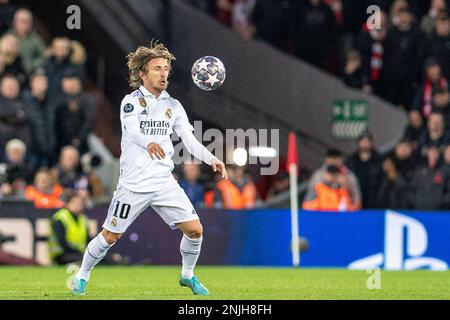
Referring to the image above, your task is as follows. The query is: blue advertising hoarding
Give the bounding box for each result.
[93,208,450,270]
[1,206,449,269]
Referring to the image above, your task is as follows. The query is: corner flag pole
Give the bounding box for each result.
[287,132,300,267]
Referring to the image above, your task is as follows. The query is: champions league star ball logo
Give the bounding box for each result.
[191,56,226,91]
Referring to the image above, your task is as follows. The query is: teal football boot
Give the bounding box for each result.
[71,278,88,296]
[179,275,209,296]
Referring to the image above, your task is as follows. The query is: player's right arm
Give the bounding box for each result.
[120,96,165,159]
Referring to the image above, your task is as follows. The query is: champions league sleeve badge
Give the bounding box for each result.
[124,103,134,113]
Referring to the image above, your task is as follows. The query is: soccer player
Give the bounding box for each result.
[70,42,227,296]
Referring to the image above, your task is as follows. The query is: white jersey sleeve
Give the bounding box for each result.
[173,99,194,135]
[120,95,154,149]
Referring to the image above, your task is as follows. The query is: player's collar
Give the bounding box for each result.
[139,85,169,100]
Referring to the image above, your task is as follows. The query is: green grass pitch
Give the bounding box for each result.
[1,266,449,300]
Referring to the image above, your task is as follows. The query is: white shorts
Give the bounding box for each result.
[102,180,199,234]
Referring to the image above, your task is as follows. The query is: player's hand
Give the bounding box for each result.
[211,159,228,179]
[147,142,165,160]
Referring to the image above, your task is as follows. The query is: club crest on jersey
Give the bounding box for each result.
[165,108,172,119]
[139,97,147,108]
[124,103,134,113]
[111,218,118,227]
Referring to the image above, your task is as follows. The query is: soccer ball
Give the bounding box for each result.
[191,56,226,91]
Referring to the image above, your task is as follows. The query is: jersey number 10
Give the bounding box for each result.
[113,201,131,219]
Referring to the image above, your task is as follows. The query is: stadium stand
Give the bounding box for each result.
[0,0,449,211]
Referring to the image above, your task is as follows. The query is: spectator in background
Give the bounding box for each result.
[403,110,426,147]
[22,69,56,168]
[307,148,361,210]
[54,69,96,155]
[393,138,416,180]
[420,0,447,35]
[303,164,354,211]
[375,153,408,209]
[266,170,290,200]
[44,37,84,98]
[416,111,450,160]
[432,87,450,127]
[51,146,89,201]
[0,33,27,86]
[384,7,423,108]
[389,0,410,27]
[426,11,450,82]
[342,49,364,90]
[0,0,16,36]
[48,192,89,265]
[346,131,382,208]
[7,8,45,75]
[231,0,256,40]
[0,74,31,148]
[216,0,236,26]
[79,153,105,200]
[70,40,87,67]
[252,0,295,50]
[294,0,336,69]
[205,164,257,209]
[356,10,389,97]
[0,139,33,197]
[24,169,64,209]
[409,143,450,209]
[443,143,450,177]
[411,58,448,120]
[179,162,205,207]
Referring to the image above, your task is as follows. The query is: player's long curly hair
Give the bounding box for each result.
[126,40,176,89]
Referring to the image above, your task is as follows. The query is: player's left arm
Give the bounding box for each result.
[174,101,227,179]
[178,129,227,179]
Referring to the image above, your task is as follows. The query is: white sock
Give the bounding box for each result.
[180,234,202,279]
[76,233,113,281]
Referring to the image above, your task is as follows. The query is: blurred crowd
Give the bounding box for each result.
[303,130,450,211]
[0,3,103,208]
[191,0,450,108]
[187,0,450,211]
[2,1,450,212]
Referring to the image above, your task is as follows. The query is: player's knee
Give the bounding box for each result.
[101,229,122,244]
[187,224,203,239]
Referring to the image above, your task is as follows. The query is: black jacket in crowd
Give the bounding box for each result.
[44,56,85,98]
[409,165,450,210]
[346,151,382,208]
[425,32,450,82]
[0,96,32,148]
[294,0,336,68]
[251,0,295,50]
[383,23,424,106]
[54,93,96,155]
[375,175,409,209]
[21,90,58,161]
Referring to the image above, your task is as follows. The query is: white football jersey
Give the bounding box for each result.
[118,85,197,192]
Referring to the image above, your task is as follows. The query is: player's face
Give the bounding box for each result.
[143,58,170,93]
